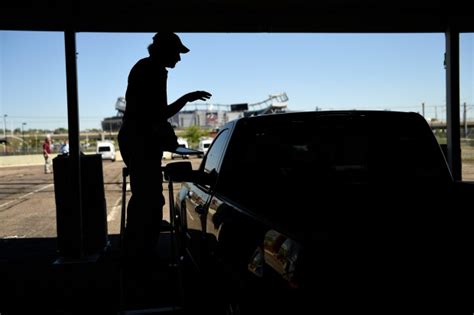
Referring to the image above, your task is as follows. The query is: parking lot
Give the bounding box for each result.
[0,154,202,239]
[2,150,474,239]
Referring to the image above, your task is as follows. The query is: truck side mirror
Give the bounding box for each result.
[197,169,218,187]
[163,161,216,186]
[163,161,194,182]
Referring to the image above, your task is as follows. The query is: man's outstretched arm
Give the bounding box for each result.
[166,91,212,118]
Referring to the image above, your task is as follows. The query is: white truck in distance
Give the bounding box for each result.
[198,137,213,157]
[96,141,116,162]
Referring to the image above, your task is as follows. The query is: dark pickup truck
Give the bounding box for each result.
[168,111,467,314]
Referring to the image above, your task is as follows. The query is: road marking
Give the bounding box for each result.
[0,183,53,209]
[107,196,122,222]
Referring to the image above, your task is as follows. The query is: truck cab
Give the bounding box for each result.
[172,110,457,314]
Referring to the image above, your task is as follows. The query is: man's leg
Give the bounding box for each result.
[47,157,52,173]
[143,164,164,254]
[124,159,164,258]
[44,156,51,173]
[122,158,164,304]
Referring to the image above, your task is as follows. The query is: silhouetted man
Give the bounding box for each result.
[118,32,211,259]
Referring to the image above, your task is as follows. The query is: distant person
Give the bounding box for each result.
[118,32,211,259]
[59,140,69,155]
[42,135,52,174]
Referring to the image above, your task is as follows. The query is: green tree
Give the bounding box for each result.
[54,127,68,134]
[182,125,209,148]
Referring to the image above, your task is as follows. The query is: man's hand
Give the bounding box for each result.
[185,91,212,103]
[168,91,213,118]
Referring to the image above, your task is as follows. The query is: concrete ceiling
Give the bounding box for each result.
[1,0,473,33]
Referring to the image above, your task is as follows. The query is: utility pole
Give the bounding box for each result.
[22,122,27,153]
[3,114,7,154]
[463,102,467,137]
[422,102,425,118]
[35,131,39,154]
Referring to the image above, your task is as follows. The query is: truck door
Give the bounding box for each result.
[183,128,231,266]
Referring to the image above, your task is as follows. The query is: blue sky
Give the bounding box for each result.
[0,31,472,130]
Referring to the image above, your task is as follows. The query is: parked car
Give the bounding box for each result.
[96,141,116,161]
[170,111,463,314]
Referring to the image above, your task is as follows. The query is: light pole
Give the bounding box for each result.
[3,114,7,154]
[22,122,27,153]
[35,130,39,154]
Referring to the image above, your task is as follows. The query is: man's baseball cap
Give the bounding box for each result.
[152,32,190,54]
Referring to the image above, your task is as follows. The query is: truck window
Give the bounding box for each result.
[219,113,452,209]
[201,128,230,177]
[98,146,111,152]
